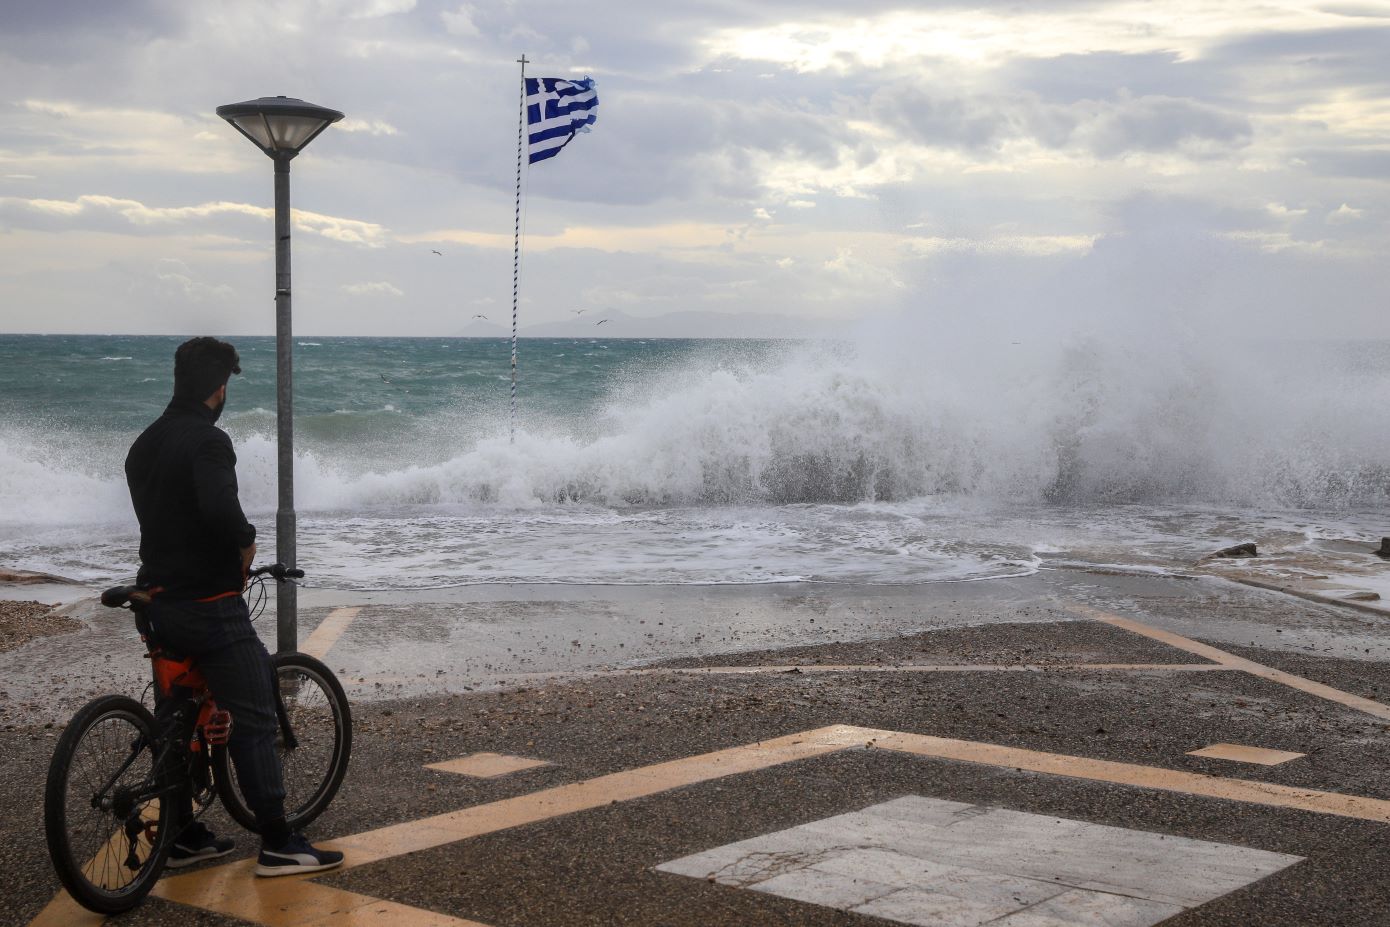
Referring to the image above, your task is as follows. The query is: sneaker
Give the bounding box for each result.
[255,833,344,877]
[166,824,235,869]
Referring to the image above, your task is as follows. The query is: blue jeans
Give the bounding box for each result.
[146,595,287,833]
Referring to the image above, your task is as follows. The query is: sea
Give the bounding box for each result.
[2,333,1388,593]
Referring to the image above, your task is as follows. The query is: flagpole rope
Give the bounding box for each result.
[511,53,528,444]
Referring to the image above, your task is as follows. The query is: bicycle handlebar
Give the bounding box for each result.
[248,564,305,582]
[99,565,303,611]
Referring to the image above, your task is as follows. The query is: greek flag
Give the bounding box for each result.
[525,76,598,164]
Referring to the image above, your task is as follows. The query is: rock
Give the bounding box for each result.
[1373,537,1390,559]
[1210,543,1258,559]
[0,569,80,585]
[1344,591,1381,602]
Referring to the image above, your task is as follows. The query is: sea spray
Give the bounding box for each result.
[3,336,1390,525]
[2,333,1387,588]
[257,337,1390,510]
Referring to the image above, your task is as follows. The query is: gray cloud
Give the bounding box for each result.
[999,52,1224,105]
[1074,94,1252,157]
[0,0,1387,338]
[871,86,1251,158]
[1297,148,1390,180]
[0,0,183,39]
[870,89,1014,151]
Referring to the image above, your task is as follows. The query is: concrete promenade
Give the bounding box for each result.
[4,568,1389,926]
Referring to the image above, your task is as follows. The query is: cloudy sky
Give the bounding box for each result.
[1,0,1387,337]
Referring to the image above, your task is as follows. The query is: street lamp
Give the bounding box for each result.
[216,95,343,653]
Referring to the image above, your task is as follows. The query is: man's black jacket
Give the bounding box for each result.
[125,396,256,599]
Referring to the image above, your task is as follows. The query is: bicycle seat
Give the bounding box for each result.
[101,586,152,608]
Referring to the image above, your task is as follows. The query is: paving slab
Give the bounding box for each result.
[663,797,1300,921]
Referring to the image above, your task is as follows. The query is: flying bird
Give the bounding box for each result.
[572,308,587,316]
[473,314,488,320]
[595,319,610,326]
[431,249,442,256]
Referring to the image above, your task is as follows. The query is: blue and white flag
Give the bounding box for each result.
[525,76,598,164]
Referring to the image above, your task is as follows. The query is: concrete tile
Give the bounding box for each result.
[656,839,839,889]
[750,867,899,909]
[658,833,844,887]
[1187,743,1306,766]
[810,847,961,886]
[657,795,1303,925]
[811,848,1062,909]
[915,864,1064,910]
[852,887,1020,927]
[800,809,937,851]
[817,800,1300,907]
[995,889,1185,927]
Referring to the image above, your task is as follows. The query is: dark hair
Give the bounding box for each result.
[173,337,241,401]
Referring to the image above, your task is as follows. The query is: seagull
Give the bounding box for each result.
[595,319,610,326]
[473,314,488,320]
[431,249,442,256]
[572,308,587,316]
[379,373,392,384]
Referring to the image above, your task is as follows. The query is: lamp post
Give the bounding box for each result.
[216,95,343,653]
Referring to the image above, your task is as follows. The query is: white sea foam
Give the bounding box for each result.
[4,335,1390,525]
[3,330,1388,588]
[262,341,1389,511]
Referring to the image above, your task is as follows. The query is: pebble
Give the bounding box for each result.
[0,601,82,653]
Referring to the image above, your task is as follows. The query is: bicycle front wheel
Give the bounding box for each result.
[215,651,351,832]
[44,695,173,914]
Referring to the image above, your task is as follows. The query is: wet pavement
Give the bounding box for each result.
[5,569,1390,925]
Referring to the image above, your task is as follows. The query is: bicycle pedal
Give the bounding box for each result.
[202,710,233,746]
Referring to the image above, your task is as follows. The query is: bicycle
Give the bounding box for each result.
[43,565,352,914]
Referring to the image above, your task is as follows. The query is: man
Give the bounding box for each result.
[125,336,342,876]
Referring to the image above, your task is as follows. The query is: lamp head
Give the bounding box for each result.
[215,95,344,159]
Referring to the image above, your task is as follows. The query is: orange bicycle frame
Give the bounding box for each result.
[148,650,233,749]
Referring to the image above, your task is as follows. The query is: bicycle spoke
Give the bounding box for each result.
[64,713,161,893]
[212,653,347,836]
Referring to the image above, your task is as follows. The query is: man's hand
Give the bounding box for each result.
[240,543,256,578]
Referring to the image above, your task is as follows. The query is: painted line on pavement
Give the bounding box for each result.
[638,663,1227,675]
[67,723,1386,927]
[867,727,1390,822]
[340,662,1232,690]
[301,607,361,661]
[147,726,863,926]
[28,801,162,927]
[1063,601,1390,722]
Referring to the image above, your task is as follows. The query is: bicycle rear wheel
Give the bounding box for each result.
[215,651,351,832]
[44,695,173,914]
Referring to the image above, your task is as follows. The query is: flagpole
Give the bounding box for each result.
[510,54,528,444]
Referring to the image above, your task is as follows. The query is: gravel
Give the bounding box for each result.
[0,601,82,653]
